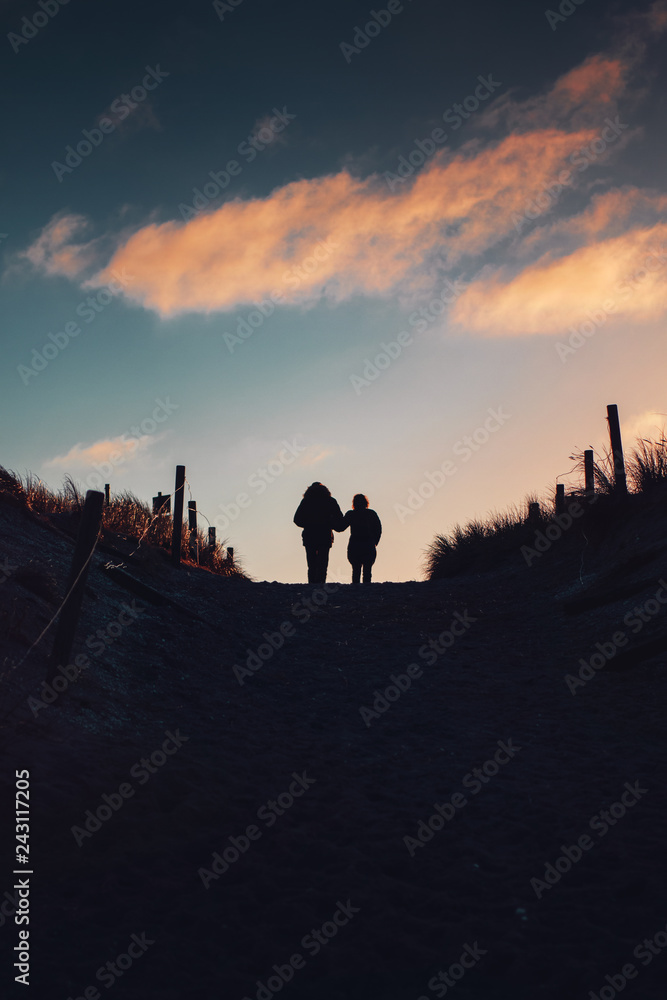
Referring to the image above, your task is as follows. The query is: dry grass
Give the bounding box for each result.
[0,468,248,580]
[425,494,552,579]
[628,433,667,491]
[426,434,667,580]
[569,433,667,495]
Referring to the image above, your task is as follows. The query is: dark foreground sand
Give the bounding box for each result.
[1,498,667,1000]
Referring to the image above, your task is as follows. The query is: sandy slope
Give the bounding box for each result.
[1,497,667,1000]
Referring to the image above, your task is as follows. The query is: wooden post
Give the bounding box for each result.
[226,547,234,561]
[153,491,171,516]
[555,484,565,514]
[104,484,110,507]
[208,526,216,548]
[188,500,198,562]
[49,490,104,681]
[171,466,185,567]
[607,404,627,494]
[527,502,540,523]
[584,450,595,498]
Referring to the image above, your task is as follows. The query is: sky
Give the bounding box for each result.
[1,0,667,583]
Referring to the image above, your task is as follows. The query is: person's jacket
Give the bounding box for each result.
[342,508,382,545]
[294,496,345,544]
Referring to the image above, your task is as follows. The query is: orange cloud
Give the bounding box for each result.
[622,409,667,441]
[552,55,626,109]
[647,0,667,33]
[478,55,626,135]
[517,188,667,259]
[17,40,650,324]
[45,435,153,469]
[79,126,603,317]
[297,445,337,467]
[21,213,95,279]
[450,221,667,336]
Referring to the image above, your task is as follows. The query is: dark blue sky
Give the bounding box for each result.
[1,0,634,226]
[2,0,666,581]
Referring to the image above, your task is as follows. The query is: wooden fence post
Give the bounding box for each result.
[584,450,595,498]
[208,527,216,548]
[104,484,110,507]
[527,502,540,523]
[226,547,234,562]
[607,404,627,494]
[49,489,104,681]
[153,491,171,516]
[171,466,185,567]
[555,484,565,514]
[188,501,198,562]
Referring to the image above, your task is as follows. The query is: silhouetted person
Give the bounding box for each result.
[293,482,345,584]
[342,494,382,584]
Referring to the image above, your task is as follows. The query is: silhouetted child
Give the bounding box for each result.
[293,482,345,584]
[342,494,382,584]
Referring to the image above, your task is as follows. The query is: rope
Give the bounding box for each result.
[104,479,186,568]
[555,460,583,484]
[6,482,185,665]
[183,476,214,531]
[196,508,212,528]
[2,524,103,699]
[3,474,221,686]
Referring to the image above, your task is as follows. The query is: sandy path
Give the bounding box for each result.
[2,502,667,999]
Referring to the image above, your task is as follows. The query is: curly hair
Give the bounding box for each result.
[303,482,331,499]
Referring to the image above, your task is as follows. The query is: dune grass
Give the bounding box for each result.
[0,467,247,579]
[426,433,667,579]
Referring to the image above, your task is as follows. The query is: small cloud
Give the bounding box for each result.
[622,410,667,442]
[13,211,129,283]
[478,55,627,135]
[646,0,667,34]
[249,112,290,150]
[98,99,162,137]
[19,212,95,279]
[45,435,153,470]
[296,446,336,467]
